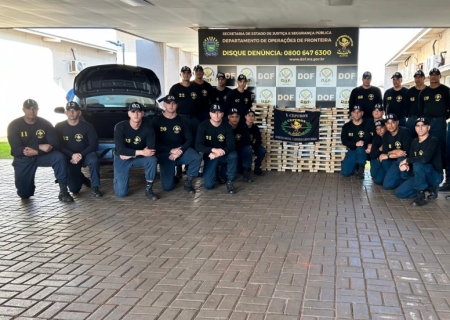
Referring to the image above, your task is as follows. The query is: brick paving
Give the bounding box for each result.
[0,159,450,320]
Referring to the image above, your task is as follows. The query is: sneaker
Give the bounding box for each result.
[92,187,103,198]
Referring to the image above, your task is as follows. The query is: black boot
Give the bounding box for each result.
[411,190,426,207]
[243,168,253,182]
[58,182,74,202]
[184,175,195,194]
[92,186,103,198]
[175,165,183,180]
[427,186,438,200]
[81,174,91,188]
[254,165,264,176]
[145,181,158,200]
[356,164,365,179]
[216,166,226,184]
[226,181,236,194]
[439,173,450,191]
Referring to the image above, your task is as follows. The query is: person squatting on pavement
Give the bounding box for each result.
[379,114,413,190]
[196,104,238,194]
[7,99,74,202]
[55,101,102,197]
[395,117,443,206]
[340,105,367,179]
[227,108,254,183]
[113,102,158,200]
[152,95,202,193]
[368,120,388,185]
[245,109,266,176]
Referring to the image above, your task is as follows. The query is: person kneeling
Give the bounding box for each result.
[395,118,443,206]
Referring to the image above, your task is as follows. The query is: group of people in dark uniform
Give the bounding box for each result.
[7,65,266,201]
[342,68,450,206]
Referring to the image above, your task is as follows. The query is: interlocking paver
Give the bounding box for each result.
[1,161,450,319]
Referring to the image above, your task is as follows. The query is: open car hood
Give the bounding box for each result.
[74,64,161,99]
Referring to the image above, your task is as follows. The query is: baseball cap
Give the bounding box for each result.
[237,74,247,81]
[415,117,430,125]
[429,68,441,75]
[391,72,402,79]
[414,70,425,77]
[350,105,362,112]
[385,113,398,121]
[373,103,384,111]
[193,65,203,71]
[210,104,223,112]
[66,101,80,111]
[374,120,385,127]
[128,102,144,111]
[245,109,256,115]
[216,72,226,79]
[362,71,372,79]
[228,108,239,115]
[23,99,38,109]
[180,66,191,73]
[158,95,177,103]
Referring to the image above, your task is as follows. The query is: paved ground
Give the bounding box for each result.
[1,159,450,320]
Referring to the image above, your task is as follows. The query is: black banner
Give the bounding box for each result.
[199,28,358,66]
[273,109,320,142]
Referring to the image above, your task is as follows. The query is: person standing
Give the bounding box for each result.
[55,101,102,197]
[384,72,408,127]
[152,95,201,193]
[245,109,265,176]
[191,65,215,123]
[340,105,367,179]
[225,74,253,118]
[369,120,387,185]
[348,71,382,120]
[196,104,237,193]
[419,68,450,191]
[405,70,427,138]
[113,102,158,200]
[214,72,231,108]
[395,118,443,206]
[7,99,73,202]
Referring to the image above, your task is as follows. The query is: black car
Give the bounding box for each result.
[56,64,163,164]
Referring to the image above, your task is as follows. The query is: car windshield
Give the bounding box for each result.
[82,95,156,108]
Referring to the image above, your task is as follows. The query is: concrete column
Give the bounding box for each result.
[136,39,166,96]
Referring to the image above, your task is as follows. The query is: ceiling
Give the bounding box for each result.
[2,0,450,53]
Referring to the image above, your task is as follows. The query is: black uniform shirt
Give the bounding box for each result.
[168,83,199,116]
[384,87,408,118]
[7,117,59,157]
[151,114,193,154]
[369,134,384,160]
[114,120,155,157]
[248,123,262,150]
[407,135,443,173]
[191,81,215,115]
[405,86,426,117]
[382,127,412,154]
[419,84,450,118]
[231,121,251,151]
[55,120,98,158]
[341,120,366,150]
[214,87,232,107]
[225,89,253,118]
[195,120,235,155]
[364,119,378,145]
[348,86,382,119]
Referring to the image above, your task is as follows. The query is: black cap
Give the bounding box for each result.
[415,117,430,125]
[414,70,425,77]
[237,74,247,81]
[350,105,362,112]
[66,101,80,111]
[245,109,256,115]
[429,68,441,75]
[158,95,177,103]
[362,71,372,79]
[228,108,239,115]
[216,72,226,79]
[128,102,144,111]
[210,104,223,112]
[386,113,398,121]
[193,65,203,71]
[391,72,402,79]
[23,99,38,109]
[373,103,384,111]
[374,120,385,127]
[181,66,191,73]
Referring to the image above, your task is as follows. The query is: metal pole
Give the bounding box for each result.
[121,42,125,65]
